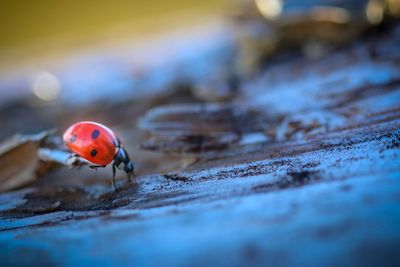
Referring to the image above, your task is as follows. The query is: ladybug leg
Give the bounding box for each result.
[112,163,118,192]
[89,165,106,171]
[67,153,79,160]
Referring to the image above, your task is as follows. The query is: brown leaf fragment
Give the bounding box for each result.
[0,129,92,192]
[0,131,53,192]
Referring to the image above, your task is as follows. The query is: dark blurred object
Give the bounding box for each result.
[138,103,265,154]
[138,103,241,154]
[232,0,400,76]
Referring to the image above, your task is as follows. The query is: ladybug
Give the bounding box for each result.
[63,121,134,190]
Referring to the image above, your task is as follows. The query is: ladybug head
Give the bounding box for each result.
[114,147,135,180]
[124,161,135,175]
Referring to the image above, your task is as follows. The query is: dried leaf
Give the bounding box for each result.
[0,129,93,192]
[0,131,53,192]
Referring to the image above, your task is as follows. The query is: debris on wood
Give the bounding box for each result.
[0,130,91,192]
[163,173,189,182]
[138,103,266,154]
[0,131,54,192]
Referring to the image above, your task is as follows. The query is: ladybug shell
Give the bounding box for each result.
[63,121,119,166]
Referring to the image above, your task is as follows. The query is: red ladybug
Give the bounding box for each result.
[63,121,134,190]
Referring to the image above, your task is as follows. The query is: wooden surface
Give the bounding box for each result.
[0,20,400,267]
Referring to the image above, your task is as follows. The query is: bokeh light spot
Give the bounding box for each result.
[366,0,384,25]
[255,0,283,20]
[31,71,61,101]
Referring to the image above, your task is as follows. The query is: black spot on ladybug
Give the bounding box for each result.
[92,129,100,139]
[70,134,77,144]
[90,149,98,157]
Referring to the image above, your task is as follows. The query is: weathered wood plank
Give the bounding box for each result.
[0,18,399,267]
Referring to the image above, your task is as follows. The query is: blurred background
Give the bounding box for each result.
[0,0,228,137]
[0,0,225,65]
